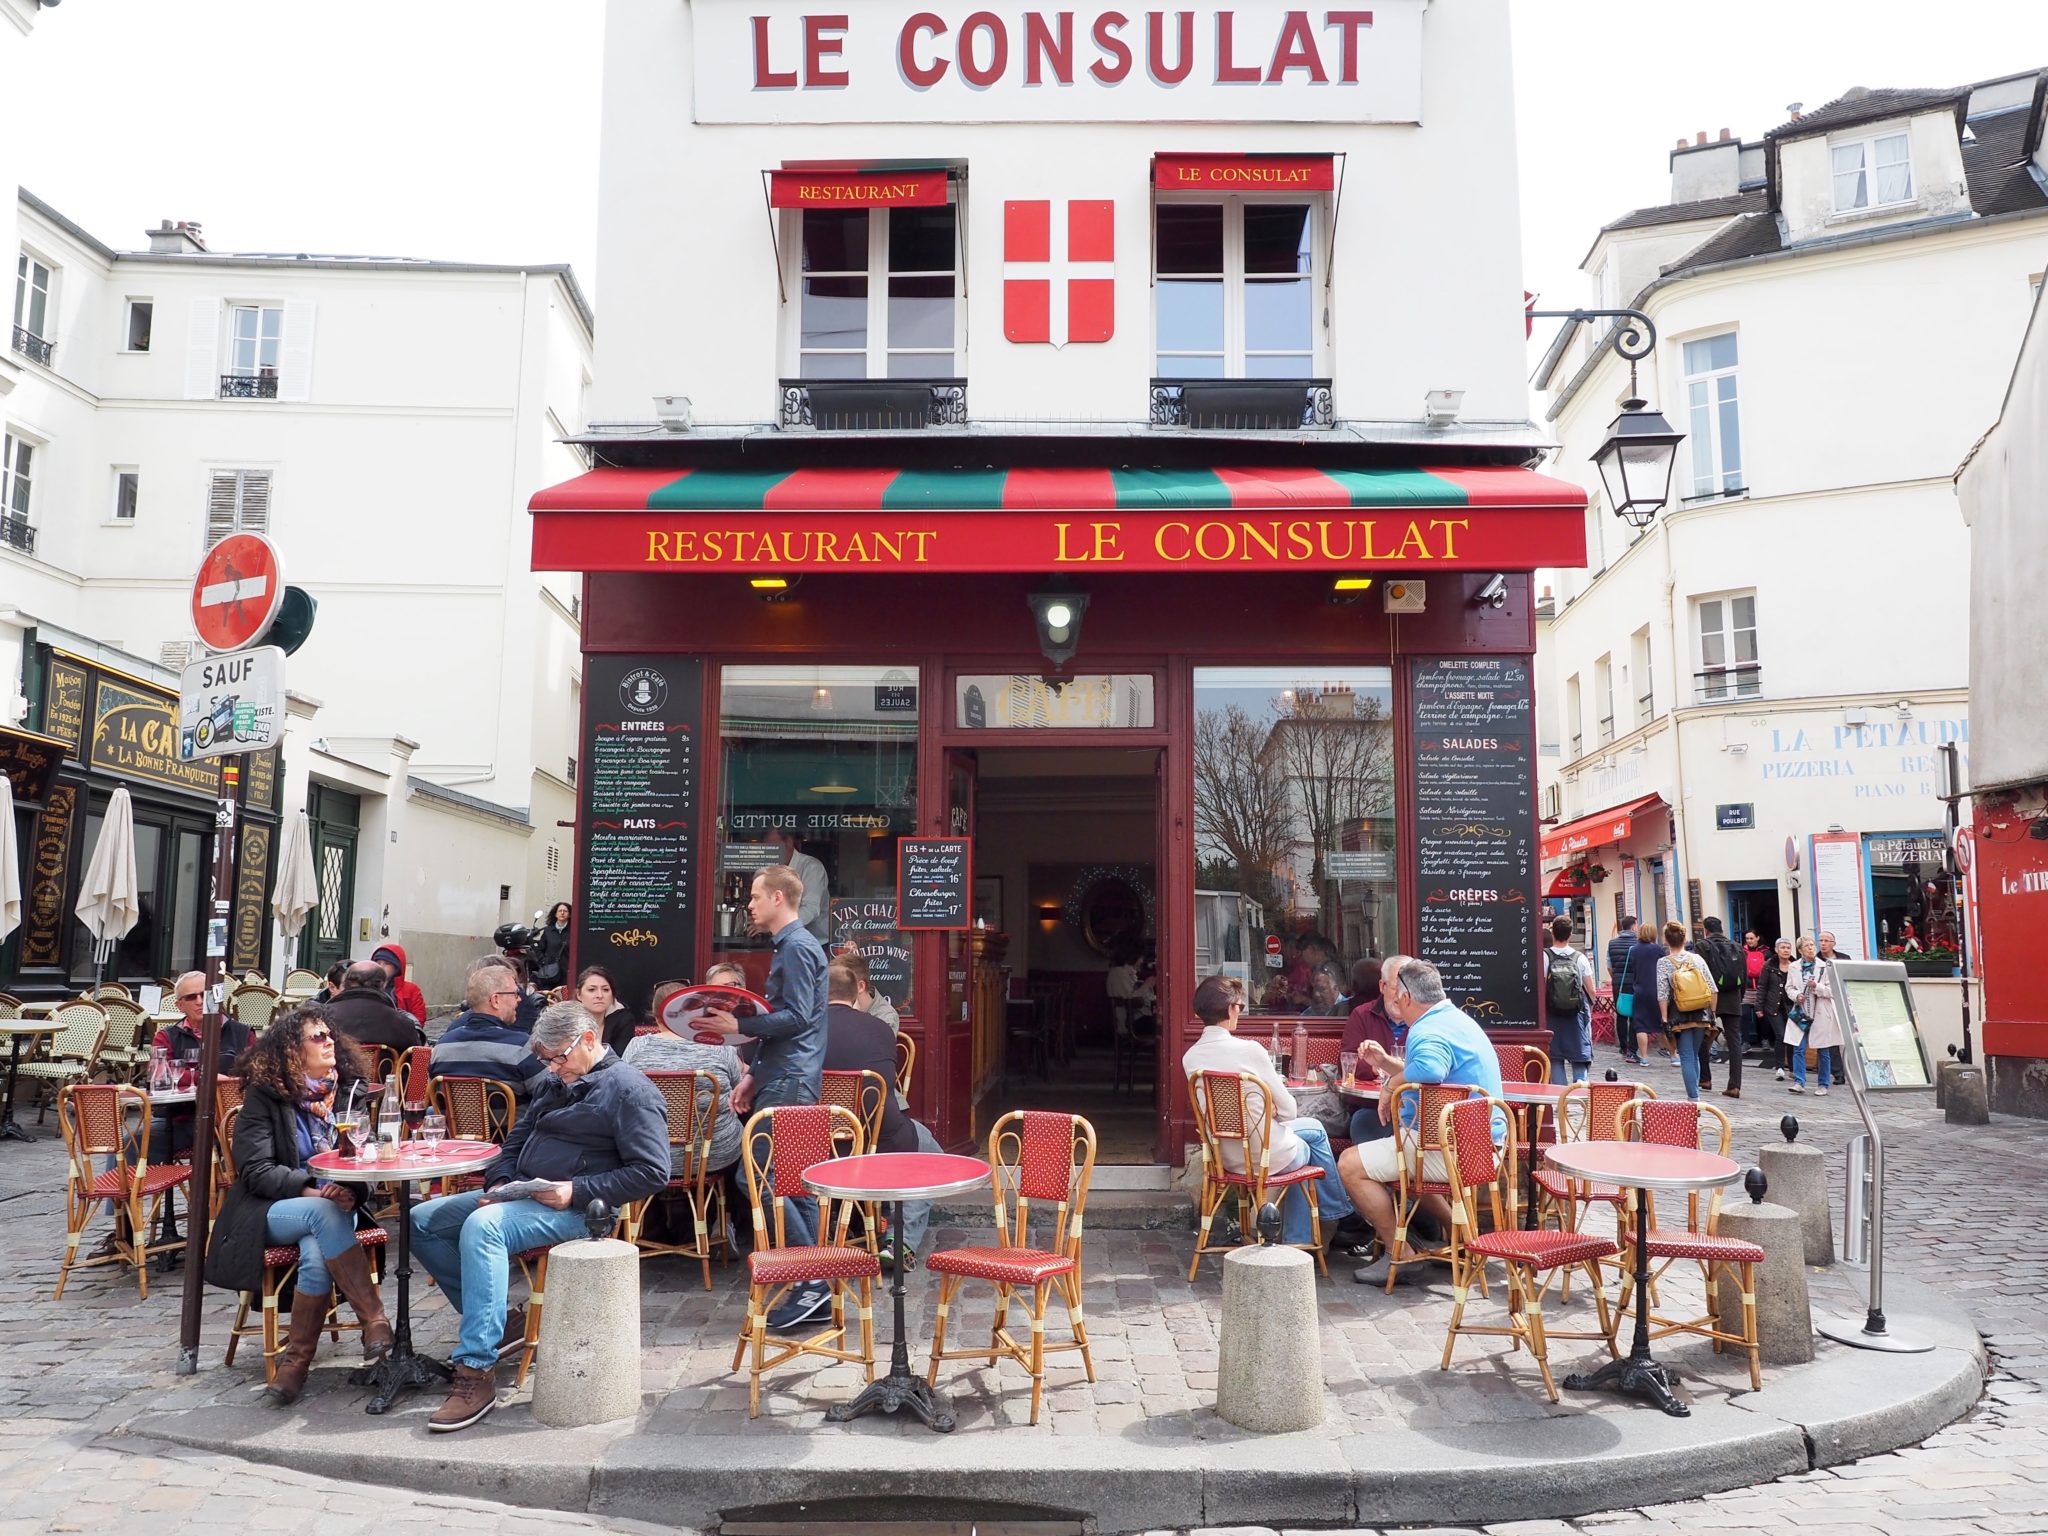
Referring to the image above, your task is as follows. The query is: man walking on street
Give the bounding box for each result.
[1696,916,1747,1098]
[702,863,829,1330]
[1606,915,1638,1063]
[1543,918,1595,1084]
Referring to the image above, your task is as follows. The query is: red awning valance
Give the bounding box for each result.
[1540,793,1666,862]
[767,169,949,208]
[1153,153,1336,192]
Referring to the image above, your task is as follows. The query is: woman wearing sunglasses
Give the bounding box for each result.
[204,1004,391,1403]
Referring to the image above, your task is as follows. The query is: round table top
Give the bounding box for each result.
[1544,1141,1741,1193]
[1502,1082,1571,1104]
[1334,1077,1386,1102]
[309,1138,499,1183]
[805,1151,992,1202]
[0,1017,61,1035]
[147,1086,199,1105]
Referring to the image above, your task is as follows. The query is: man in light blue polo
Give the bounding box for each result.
[1335,957,1506,1286]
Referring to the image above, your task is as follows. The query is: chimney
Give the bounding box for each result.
[1695,131,1708,146]
[1670,125,1744,203]
[145,219,208,255]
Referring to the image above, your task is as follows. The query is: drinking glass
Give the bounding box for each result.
[332,1116,359,1159]
[418,1110,446,1150]
[402,1098,428,1140]
[1340,1050,1358,1087]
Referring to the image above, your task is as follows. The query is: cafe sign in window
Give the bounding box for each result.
[954,673,1155,729]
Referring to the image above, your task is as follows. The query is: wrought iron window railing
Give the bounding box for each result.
[219,373,280,400]
[10,326,53,367]
[1149,378,1334,430]
[779,379,967,430]
[0,514,36,554]
[1694,664,1762,703]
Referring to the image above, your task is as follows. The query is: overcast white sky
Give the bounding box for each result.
[18,0,2046,335]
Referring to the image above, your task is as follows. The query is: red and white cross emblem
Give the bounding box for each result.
[1003,200,1114,347]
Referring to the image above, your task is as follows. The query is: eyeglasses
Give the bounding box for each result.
[491,989,522,1001]
[305,1031,334,1045]
[175,993,203,1003]
[535,1035,589,1068]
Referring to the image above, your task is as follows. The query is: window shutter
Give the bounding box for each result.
[184,298,221,399]
[205,471,241,548]
[238,470,272,532]
[277,299,316,402]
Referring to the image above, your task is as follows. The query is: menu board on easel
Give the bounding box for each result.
[1831,959,1933,1090]
[897,838,972,930]
[1410,657,1539,1027]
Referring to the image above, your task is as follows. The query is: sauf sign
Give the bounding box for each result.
[694,0,1427,122]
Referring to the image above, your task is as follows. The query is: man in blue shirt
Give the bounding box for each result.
[1335,957,1505,1286]
[702,861,829,1329]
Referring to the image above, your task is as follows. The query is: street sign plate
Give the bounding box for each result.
[179,646,286,760]
[191,534,286,651]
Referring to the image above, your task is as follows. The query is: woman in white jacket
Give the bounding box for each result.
[1785,936,1845,1095]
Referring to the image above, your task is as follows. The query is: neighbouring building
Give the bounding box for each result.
[1532,72,2048,1063]
[529,0,1588,1168]
[1,190,592,1006]
[1957,90,2048,1115]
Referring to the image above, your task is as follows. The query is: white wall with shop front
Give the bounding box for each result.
[591,0,1532,428]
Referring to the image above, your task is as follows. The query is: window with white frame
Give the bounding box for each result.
[1683,332,1744,499]
[793,203,960,379]
[125,300,153,353]
[1831,132,1913,212]
[1155,200,1320,378]
[13,253,52,342]
[226,304,282,379]
[112,469,140,523]
[1567,673,1584,760]
[1631,626,1654,724]
[1594,654,1615,744]
[1,432,33,526]
[1696,592,1760,700]
[205,469,271,549]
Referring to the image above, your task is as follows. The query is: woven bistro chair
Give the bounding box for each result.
[620,1070,734,1289]
[429,1075,516,1195]
[1612,1098,1765,1390]
[209,1075,247,1204]
[820,1068,890,1253]
[926,1110,1098,1425]
[894,1032,917,1100]
[54,1084,192,1300]
[281,968,323,997]
[95,998,150,1084]
[1437,1094,1619,1402]
[0,992,20,1019]
[1535,1080,1653,1237]
[229,983,282,1033]
[730,1103,879,1417]
[1186,1069,1327,1279]
[19,1000,109,1123]
[398,1045,433,1105]
[1493,1042,1550,1086]
[1300,1036,1342,1075]
[1385,1081,1483,1291]
[93,981,133,1003]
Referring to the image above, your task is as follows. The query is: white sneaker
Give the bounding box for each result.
[1775,1068,1787,1081]
[1816,1087,1829,1097]
[1787,1084,1803,1094]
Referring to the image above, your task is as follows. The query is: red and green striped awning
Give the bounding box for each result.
[529,464,1586,574]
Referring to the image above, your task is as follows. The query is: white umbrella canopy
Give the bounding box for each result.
[75,785,141,976]
[0,775,20,945]
[272,811,318,963]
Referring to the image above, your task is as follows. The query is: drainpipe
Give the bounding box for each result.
[1661,520,1699,923]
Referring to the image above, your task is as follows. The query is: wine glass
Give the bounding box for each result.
[402,1098,428,1140]
[417,1109,445,1150]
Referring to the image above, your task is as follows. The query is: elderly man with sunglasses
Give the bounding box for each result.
[410,1000,669,1433]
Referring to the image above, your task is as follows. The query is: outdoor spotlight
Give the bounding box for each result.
[1423,388,1465,426]
[653,394,693,431]
[1028,587,1089,667]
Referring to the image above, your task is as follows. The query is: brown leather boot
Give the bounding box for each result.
[266,1291,330,1404]
[325,1243,393,1360]
[429,1364,498,1433]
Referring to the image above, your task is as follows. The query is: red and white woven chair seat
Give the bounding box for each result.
[1532,1168,1623,1203]
[747,1244,882,1285]
[86,1165,192,1199]
[1215,1162,1322,1188]
[925,1246,1075,1285]
[1636,1229,1765,1264]
[262,1226,389,1268]
[1465,1229,1618,1270]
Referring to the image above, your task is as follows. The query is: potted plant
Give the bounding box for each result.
[1881,943,1958,977]
[1585,863,1610,884]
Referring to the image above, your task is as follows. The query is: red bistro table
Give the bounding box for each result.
[805,1151,991,1433]
[308,1138,499,1414]
[1502,1082,1571,1229]
[1544,1139,1740,1417]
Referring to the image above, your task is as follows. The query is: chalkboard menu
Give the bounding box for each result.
[831,896,913,1008]
[576,655,704,1016]
[1410,657,1539,1027]
[897,838,972,930]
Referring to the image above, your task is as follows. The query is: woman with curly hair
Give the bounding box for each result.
[204,1004,391,1403]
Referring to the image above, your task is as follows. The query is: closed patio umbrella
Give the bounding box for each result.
[271,810,318,969]
[0,775,20,945]
[75,785,141,983]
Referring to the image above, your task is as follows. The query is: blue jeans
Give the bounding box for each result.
[1792,1043,1838,1089]
[895,1121,943,1256]
[1277,1119,1354,1244]
[1551,1056,1591,1085]
[410,1190,589,1371]
[745,1114,819,1252]
[262,1196,359,1296]
[1348,1103,1394,1145]
[1675,1028,1704,1100]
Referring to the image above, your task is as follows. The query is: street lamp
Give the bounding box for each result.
[1028,587,1089,667]
[1530,306,1685,528]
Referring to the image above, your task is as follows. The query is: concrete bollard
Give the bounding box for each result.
[1715,1198,1814,1366]
[530,1238,643,1428]
[1758,1142,1833,1267]
[1943,1064,1990,1126]
[1216,1244,1325,1433]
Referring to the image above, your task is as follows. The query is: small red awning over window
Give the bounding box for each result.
[767,168,949,209]
[1540,794,1666,862]
[1546,866,1592,898]
[1152,153,1336,193]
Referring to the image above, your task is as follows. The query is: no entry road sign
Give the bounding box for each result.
[191,534,285,652]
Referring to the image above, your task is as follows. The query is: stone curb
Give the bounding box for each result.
[122,1275,1985,1534]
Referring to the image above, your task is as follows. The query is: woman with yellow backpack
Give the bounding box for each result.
[1656,920,1718,1101]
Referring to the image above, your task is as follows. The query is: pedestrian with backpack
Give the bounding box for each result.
[1606,916,1639,1063]
[1657,920,1718,1101]
[1695,916,1747,1098]
[1543,916,1596,1083]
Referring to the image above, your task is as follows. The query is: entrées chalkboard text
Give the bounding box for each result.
[897,838,973,930]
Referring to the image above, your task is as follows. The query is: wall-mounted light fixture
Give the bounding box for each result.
[1528,307,1684,528]
[1423,388,1465,425]
[1036,903,1062,924]
[751,574,801,603]
[1028,586,1089,666]
[653,394,693,431]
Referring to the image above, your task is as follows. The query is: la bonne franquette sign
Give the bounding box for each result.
[693,0,1426,123]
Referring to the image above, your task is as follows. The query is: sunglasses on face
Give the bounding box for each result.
[176,993,203,1004]
[304,1031,334,1045]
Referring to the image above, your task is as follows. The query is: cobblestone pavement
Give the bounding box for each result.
[1,1056,2043,1533]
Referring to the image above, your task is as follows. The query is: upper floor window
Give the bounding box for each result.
[1594,654,1615,744]
[12,254,54,366]
[113,469,141,523]
[1831,132,1912,212]
[1631,626,1654,725]
[1155,200,1318,378]
[226,304,282,391]
[1,432,34,551]
[125,300,154,353]
[206,468,272,549]
[1682,332,1744,499]
[794,204,959,380]
[1696,592,1760,701]
[1566,673,1583,760]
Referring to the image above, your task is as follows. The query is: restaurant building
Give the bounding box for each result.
[532,0,1586,1165]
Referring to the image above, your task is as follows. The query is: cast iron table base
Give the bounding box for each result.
[826,1197,955,1432]
[343,1173,450,1413]
[1564,1175,1689,1417]
[0,1032,39,1143]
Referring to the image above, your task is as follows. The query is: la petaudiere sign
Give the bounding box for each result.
[691,0,1426,123]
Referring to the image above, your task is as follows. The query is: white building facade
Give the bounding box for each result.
[2,191,592,1005]
[1533,75,2048,1004]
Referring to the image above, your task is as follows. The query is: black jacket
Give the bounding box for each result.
[484,1052,668,1213]
[325,987,425,1053]
[823,1002,915,1153]
[205,1075,364,1295]
[1694,934,1746,1017]
[1758,960,1796,1022]
[531,923,570,987]
[598,1005,638,1059]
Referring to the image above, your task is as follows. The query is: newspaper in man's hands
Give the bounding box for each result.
[479,1178,572,1205]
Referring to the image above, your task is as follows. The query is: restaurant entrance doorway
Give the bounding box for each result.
[964,746,1163,1165]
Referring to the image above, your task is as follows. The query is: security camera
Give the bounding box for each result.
[1474,574,1509,610]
